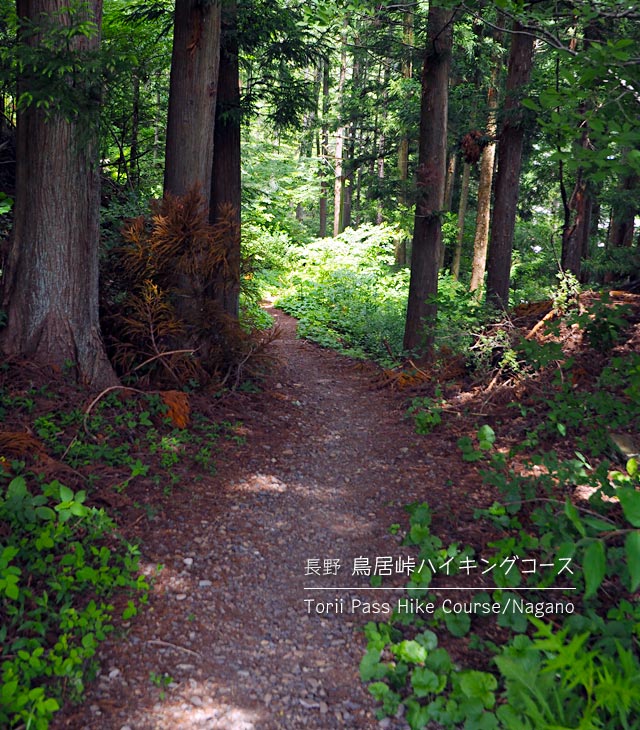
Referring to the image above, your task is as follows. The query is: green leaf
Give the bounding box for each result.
[625,531,640,592]
[59,484,74,503]
[392,639,427,664]
[564,499,586,537]
[445,610,471,637]
[367,681,390,701]
[411,666,442,697]
[7,476,28,499]
[477,425,495,449]
[459,670,498,709]
[618,487,640,527]
[360,648,387,681]
[35,506,56,521]
[583,540,606,599]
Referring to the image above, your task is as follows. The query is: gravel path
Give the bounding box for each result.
[53,310,445,730]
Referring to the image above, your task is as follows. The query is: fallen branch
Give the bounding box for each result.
[146,639,201,658]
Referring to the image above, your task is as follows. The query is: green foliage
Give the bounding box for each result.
[364,361,640,729]
[406,388,444,435]
[277,224,408,364]
[495,625,640,729]
[457,425,496,462]
[574,293,631,353]
[0,474,146,730]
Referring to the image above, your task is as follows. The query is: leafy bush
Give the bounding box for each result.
[0,473,147,730]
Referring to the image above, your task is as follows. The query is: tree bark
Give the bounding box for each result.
[333,26,348,237]
[608,170,638,249]
[395,10,413,266]
[164,0,221,204]
[209,0,240,317]
[452,161,471,280]
[561,167,591,277]
[485,24,534,308]
[1,0,117,388]
[403,5,453,355]
[469,55,500,294]
[318,61,329,238]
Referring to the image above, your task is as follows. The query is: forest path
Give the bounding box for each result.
[54,309,457,730]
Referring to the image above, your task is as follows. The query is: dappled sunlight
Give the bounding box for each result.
[130,679,263,729]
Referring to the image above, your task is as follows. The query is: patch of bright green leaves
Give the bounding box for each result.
[0,474,147,730]
[363,350,640,727]
[276,225,485,365]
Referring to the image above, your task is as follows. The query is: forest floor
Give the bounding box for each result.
[48,308,498,730]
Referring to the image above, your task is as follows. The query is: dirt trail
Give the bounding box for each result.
[54,310,454,730]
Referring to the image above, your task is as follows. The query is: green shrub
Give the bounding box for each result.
[0,474,147,729]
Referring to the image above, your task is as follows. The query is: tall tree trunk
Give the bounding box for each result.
[485,24,534,308]
[561,166,590,277]
[608,170,638,248]
[209,0,240,317]
[396,9,414,266]
[403,5,453,355]
[129,72,140,188]
[452,161,471,280]
[1,0,116,388]
[444,152,457,211]
[164,0,221,204]
[333,25,348,237]
[469,54,500,294]
[318,61,330,238]
[439,152,458,269]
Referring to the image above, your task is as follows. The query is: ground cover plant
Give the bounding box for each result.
[359,293,640,728]
[0,368,245,729]
[275,224,488,367]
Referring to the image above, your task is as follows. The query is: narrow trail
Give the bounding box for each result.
[55,310,457,730]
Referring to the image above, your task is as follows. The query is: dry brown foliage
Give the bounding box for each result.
[102,189,276,388]
[160,390,190,428]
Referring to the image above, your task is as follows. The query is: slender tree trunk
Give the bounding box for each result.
[403,5,454,355]
[452,161,471,280]
[1,0,117,388]
[469,58,500,294]
[333,26,348,237]
[439,152,458,269]
[209,0,240,318]
[485,24,534,308]
[444,152,457,211]
[396,9,414,266]
[129,72,140,188]
[319,61,330,238]
[164,0,221,204]
[561,167,590,277]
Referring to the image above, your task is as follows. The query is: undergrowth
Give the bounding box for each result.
[275,225,485,366]
[361,299,640,728]
[0,378,244,728]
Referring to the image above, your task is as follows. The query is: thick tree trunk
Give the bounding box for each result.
[164,0,221,204]
[485,24,534,308]
[1,0,117,388]
[209,0,240,318]
[403,5,453,355]
[452,161,471,280]
[608,171,638,249]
